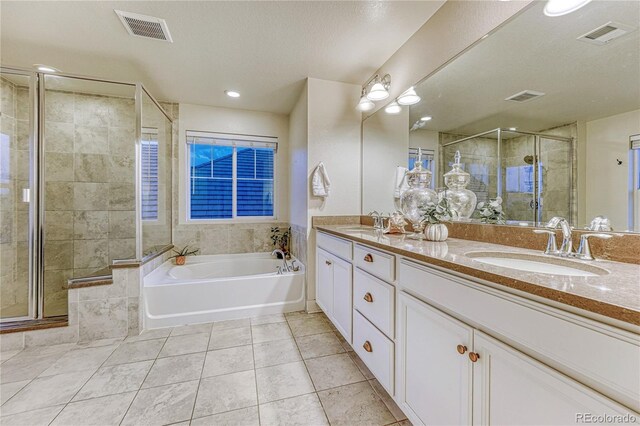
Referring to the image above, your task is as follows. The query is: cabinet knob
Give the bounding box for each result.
[325,260,332,266]
[469,352,480,363]
[363,341,373,352]
[456,345,467,355]
[363,254,374,263]
[363,292,374,303]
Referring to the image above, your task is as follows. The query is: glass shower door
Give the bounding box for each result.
[0,70,36,320]
[501,131,536,224]
[537,136,573,225]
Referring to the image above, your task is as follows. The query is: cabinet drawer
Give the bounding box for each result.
[354,244,395,282]
[353,310,395,395]
[400,259,640,412]
[354,268,395,338]
[317,232,352,261]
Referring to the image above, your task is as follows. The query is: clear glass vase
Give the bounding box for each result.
[442,151,477,220]
[400,149,437,239]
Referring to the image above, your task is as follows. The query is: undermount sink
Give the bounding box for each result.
[466,252,609,277]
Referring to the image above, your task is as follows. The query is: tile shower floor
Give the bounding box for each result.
[0,312,412,426]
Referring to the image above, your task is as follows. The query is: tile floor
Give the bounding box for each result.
[0,311,412,426]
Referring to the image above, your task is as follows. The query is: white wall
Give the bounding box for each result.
[288,84,308,229]
[177,103,290,224]
[585,109,640,230]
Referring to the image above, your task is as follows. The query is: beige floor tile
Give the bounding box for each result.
[255,361,315,404]
[123,328,171,343]
[202,345,254,378]
[250,314,286,326]
[159,332,209,358]
[305,353,365,391]
[398,419,413,426]
[296,332,345,359]
[104,338,165,366]
[349,351,375,379]
[212,318,251,331]
[39,345,116,377]
[193,370,257,418]
[318,381,396,426]
[259,393,329,426]
[0,405,64,426]
[287,315,333,337]
[251,322,293,344]
[142,352,205,388]
[73,360,153,401]
[0,350,21,364]
[370,378,407,421]
[253,338,301,368]
[208,326,252,350]
[170,322,213,337]
[191,406,259,426]
[335,331,354,352]
[51,392,136,426]
[121,380,199,426]
[1,350,69,384]
[0,379,30,405]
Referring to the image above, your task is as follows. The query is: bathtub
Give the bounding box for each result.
[143,253,305,329]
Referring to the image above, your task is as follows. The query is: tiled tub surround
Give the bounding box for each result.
[315,224,640,327]
[0,312,410,426]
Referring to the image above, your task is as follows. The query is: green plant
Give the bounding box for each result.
[170,245,200,259]
[421,197,456,225]
[476,197,506,224]
[270,226,291,254]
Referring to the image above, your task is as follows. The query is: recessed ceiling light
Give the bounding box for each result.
[420,116,432,121]
[544,0,592,17]
[34,64,59,73]
[508,127,517,131]
[225,90,240,98]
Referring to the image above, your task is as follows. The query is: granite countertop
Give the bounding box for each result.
[315,225,640,328]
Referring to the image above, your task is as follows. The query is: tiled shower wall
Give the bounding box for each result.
[42,89,137,316]
[0,78,30,318]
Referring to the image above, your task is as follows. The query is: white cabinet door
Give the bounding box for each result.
[398,292,473,426]
[316,248,334,316]
[332,256,352,342]
[472,330,637,426]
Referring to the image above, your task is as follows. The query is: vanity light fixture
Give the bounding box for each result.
[543,0,592,17]
[356,89,376,112]
[34,64,59,73]
[384,101,402,115]
[420,116,432,121]
[225,90,240,98]
[397,87,421,106]
[365,74,391,101]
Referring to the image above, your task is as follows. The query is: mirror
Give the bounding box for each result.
[362,0,640,232]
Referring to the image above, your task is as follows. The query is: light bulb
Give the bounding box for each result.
[397,87,421,106]
[356,95,375,112]
[225,90,240,98]
[367,82,389,101]
[384,101,401,115]
[420,116,432,122]
[543,0,592,17]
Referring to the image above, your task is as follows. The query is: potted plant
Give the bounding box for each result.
[171,245,199,265]
[476,197,506,224]
[270,226,291,258]
[421,198,455,241]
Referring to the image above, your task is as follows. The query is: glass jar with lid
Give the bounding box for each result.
[441,151,477,220]
[400,148,438,239]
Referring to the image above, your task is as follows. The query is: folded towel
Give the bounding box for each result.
[393,166,409,199]
[312,162,331,197]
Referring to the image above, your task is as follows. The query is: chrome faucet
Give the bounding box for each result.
[534,216,619,260]
[544,216,573,256]
[368,211,390,232]
[272,249,292,272]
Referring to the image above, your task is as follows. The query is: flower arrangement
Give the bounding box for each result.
[476,197,506,224]
[420,198,456,241]
[270,226,291,258]
[171,245,199,265]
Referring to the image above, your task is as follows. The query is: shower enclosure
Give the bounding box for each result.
[440,128,574,225]
[0,66,172,323]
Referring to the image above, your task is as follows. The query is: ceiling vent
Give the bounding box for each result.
[504,90,545,103]
[115,10,173,42]
[578,21,636,45]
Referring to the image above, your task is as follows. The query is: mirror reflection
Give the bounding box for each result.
[362,0,640,232]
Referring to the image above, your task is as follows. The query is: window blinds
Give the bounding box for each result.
[186,130,277,150]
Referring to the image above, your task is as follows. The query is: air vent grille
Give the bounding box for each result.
[578,21,636,45]
[115,10,173,42]
[504,90,545,103]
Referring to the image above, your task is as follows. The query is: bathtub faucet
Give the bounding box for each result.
[271,249,292,272]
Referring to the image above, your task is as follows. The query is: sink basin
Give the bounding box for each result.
[337,226,375,233]
[466,252,609,277]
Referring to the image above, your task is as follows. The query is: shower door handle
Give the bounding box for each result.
[529,200,538,210]
[22,188,30,203]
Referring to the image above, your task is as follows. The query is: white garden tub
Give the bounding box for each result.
[143,253,305,329]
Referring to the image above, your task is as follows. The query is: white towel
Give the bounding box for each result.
[393,166,409,199]
[312,162,331,197]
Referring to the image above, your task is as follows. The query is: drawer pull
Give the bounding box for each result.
[363,292,374,303]
[363,341,373,352]
[456,345,467,355]
[325,260,332,266]
[363,254,374,263]
[469,352,480,363]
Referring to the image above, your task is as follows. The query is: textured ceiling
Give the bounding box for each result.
[0,1,444,114]
[407,0,640,135]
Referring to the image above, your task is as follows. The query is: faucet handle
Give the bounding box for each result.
[533,229,558,255]
[574,233,614,260]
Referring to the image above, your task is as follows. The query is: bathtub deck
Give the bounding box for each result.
[0,311,409,426]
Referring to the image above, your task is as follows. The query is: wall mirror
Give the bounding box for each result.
[362,0,640,233]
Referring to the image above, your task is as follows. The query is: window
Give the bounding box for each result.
[141,129,158,220]
[187,131,276,220]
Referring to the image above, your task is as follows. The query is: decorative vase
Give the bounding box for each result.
[442,151,477,220]
[175,256,186,265]
[424,223,448,242]
[400,148,438,240]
